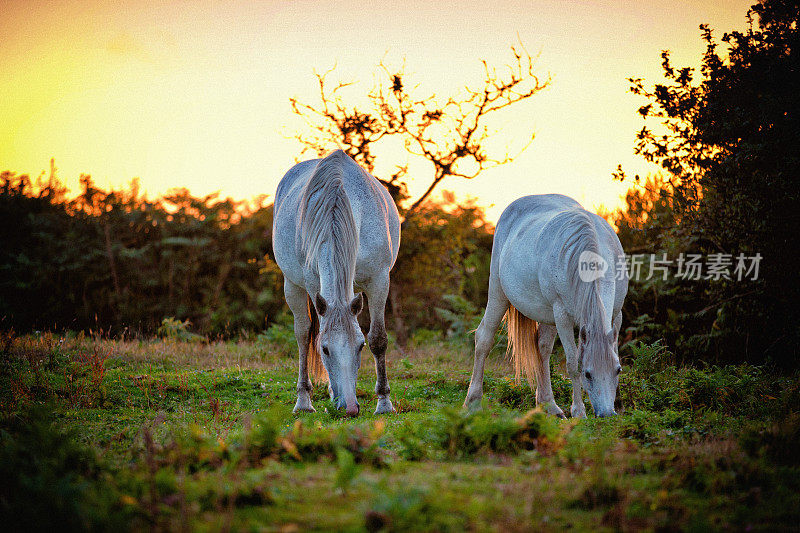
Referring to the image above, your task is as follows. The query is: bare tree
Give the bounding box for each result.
[290,45,550,220]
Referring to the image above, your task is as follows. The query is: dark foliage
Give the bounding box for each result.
[619,0,800,365]
[0,170,282,336]
[0,407,131,532]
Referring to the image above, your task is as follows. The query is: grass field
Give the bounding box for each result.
[2,331,799,531]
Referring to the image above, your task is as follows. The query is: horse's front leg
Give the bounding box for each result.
[366,272,395,415]
[612,310,624,414]
[554,303,586,418]
[285,280,315,413]
[535,324,566,418]
[464,282,509,409]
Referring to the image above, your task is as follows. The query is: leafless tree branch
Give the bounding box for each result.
[289,44,550,220]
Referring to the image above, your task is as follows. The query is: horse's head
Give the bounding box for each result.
[314,292,365,416]
[578,326,621,417]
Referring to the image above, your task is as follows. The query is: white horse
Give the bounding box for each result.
[273,150,401,416]
[464,194,628,418]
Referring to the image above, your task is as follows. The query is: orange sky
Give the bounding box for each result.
[1,0,754,221]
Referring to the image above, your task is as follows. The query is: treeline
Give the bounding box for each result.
[0,171,491,340]
[0,172,281,335]
[1,166,795,367]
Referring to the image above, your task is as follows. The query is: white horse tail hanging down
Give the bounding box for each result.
[465,194,628,418]
[272,149,401,417]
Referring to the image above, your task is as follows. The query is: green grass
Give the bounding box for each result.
[1,332,799,531]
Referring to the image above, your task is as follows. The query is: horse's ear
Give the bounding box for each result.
[315,293,327,316]
[350,293,363,316]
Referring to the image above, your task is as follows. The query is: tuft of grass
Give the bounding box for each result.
[396,406,563,460]
[365,483,468,532]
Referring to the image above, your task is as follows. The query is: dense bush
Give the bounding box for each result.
[0,407,131,532]
[617,0,800,366]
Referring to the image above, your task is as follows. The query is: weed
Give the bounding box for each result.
[334,447,359,493]
[157,317,205,343]
[365,483,468,532]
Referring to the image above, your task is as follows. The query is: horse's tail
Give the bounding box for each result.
[505,305,540,388]
[306,294,328,383]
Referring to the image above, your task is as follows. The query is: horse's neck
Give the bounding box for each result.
[575,279,614,335]
[597,277,615,333]
[317,241,354,304]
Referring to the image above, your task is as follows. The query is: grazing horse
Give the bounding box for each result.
[464,194,628,418]
[273,150,401,416]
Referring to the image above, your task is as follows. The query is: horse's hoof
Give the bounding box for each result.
[293,400,316,413]
[374,397,395,415]
[463,397,482,411]
[570,404,587,419]
[539,400,565,418]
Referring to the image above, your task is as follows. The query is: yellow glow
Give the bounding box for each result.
[1,0,753,221]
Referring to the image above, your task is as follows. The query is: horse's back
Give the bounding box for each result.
[493,194,584,265]
[274,159,317,219]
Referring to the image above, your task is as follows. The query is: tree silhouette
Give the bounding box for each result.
[622,0,800,364]
[290,45,550,220]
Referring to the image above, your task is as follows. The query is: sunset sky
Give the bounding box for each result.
[1,0,754,221]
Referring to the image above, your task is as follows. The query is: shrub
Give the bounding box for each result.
[157,317,205,342]
[0,407,130,532]
[490,378,537,409]
[397,406,562,460]
[256,312,296,353]
[410,328,442,347]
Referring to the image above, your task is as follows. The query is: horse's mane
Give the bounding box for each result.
[551,209,611,341]
[297,150,359,321]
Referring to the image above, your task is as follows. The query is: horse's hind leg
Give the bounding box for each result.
[535,324,565,418]
[285,280,315,413]
[366,271,395,415]
[464,281,509,409]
